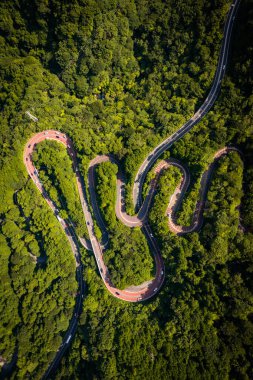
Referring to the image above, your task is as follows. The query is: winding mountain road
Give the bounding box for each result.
[132,0,241,210]
[24,131,165,302]
[22,0,241,378]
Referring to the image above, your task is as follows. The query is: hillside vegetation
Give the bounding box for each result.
[0,0,252,379]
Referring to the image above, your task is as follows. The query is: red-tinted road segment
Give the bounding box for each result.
[24,130,165,302]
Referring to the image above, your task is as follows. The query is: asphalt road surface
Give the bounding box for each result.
[22,0,240,378]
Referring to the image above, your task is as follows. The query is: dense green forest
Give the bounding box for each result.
[0,0,252,379]
[95,161,154,288]
[32,140,88,237]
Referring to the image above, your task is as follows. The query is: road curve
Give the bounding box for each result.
[24,130,165,303]
[24,133,244,302]
[21,0,241,377]
[153,148,243,234]
[88,148,244,235]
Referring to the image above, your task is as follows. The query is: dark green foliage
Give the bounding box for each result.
[0,0,252,379]
[95,162,154,288]
[33,140,88,237]
[149,165,182,238]
[0,235,20,365]
[0,180,77,378]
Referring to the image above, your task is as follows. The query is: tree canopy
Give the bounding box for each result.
[0,0,252,379]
